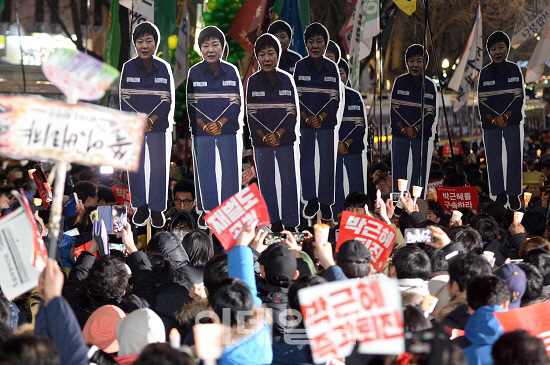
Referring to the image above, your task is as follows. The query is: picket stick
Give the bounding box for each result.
[47,161,68,259]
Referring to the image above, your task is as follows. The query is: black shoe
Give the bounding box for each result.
[495,192,507,206]
[132,204,149,226]
[271,220,284,233]
[320,204,333,221]
[303,199,319,219]
[508,195,521,211]
[150,210,166,228]
[197,211,208,230]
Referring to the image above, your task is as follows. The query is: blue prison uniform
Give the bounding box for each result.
[279,49,302,75]
[246,68,300,227]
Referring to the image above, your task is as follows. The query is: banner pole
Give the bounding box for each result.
[378,33,383,162]
[47,161,68,259]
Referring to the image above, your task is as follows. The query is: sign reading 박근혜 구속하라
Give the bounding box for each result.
[0,96,146,171]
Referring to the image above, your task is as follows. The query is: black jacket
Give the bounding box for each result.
[153,281,191,338]
[65,251,156,328]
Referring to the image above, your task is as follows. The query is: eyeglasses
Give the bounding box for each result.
[174,198,194,205]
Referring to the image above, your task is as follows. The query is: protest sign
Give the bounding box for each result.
[436,186,479,212]
[0,191,48,300]
[242,166,257,187]
[42,48,119,102]
[298,276,405,363]
[0,96,146,171]
[204,184,270,250]
[494,302,550,354]
[30,164,53,209]
[112,186,133,214]
[442,144,464,158]
[336,211,396,272]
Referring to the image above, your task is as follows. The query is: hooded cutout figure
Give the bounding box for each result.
[120,22,175,229]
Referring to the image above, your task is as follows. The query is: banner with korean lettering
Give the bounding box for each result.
[242,166,257,186]
[442,144,464,158]
[436,186,479,212]
[204,184,270,250]
[298,276,405,363]
[336,211,396,272]
[0,96,146,171]
[494,302,550,354]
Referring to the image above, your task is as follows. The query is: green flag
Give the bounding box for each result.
[154,0,176,62]
[104,0,121,69]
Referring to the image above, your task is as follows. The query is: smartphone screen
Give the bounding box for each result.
[265,233,287,245]
[97,206,113,234]
[112,205,127,234]
[405,228,434,244]
[391,192,401,203]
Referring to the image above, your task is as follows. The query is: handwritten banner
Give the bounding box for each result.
[298,276,404,363]
[0,96,146,171]
[204,184,270,250]
[336,211,396,272]
[436,186,479,212]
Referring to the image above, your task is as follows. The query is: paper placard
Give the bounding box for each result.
[0,96,146,171]
[241,166,257,187]
[336,211,396,272]
[436,186,479,212]
[204,183,270,250]
[442,144,464,157]
[298,276,405,363]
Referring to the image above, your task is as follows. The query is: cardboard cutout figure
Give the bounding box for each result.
[334,59,369,215]
[186,26,244,228]
[120,22,175,228]
[294,22,343,222]
[390,44,438,197]
[245,34,301,230]
[268,20,302,75]
[478,31,525,210]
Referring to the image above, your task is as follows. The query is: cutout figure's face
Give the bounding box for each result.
[325,50,337,63]
[200,37,223,64]
[339,67,348,84]
[258,46,278,73]
[135,33,156,60]
[274,30,290,52]
[489,41,508,64]
[407,55,424,76]
[306,34,326,59]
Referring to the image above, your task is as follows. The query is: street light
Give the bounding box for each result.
[442,58,450,69]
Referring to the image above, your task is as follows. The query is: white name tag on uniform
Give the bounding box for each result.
[223,80,236,86]
[193,81,207,87]
[298,75,311,81]
[348,105,361,110]
[483,80,495,86]
[324,76,337,83]
[425,93,434,99]
[290,67,295,72]
[397,90,409,96]
[508,77,519,83]
[252,91,265,97]
[155,78,167,84]
[279,90,292,96]
[127,77,140,83]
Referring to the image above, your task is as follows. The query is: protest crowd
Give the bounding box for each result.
[1,5,550,365]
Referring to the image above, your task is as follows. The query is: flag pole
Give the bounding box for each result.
[419,0,428,187]
[378,33,383,162]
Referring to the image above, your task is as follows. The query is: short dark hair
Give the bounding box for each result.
[427,200,445,219]
[338,260,371,279]
[97,185,116,204]
[73,181,98,203]
[492,329,549,365]
[326,40,341,63]
[0,334,60,365]
[424,246,449,272]
[198,26,225,49]
[268,20,292,39]
[210,278,254,326]
[203,254,228,300]
[88,256,130,303]
[147,251,179,286]
[392,246,431,281]
[470,214,500,243]
[134,343,193,365]
[522,211,547,237]
[288,275,327,314]
[525,249,550,285]
[448,252,492,292]
[133,22,158,45]
[466,275,511,311]
[405,44,429,66]
[254,34,280,60]
[517,263,543,304]
[173,180,195,199]
[486,31,510,53]
[450,226,483,254]
[338,59,350,77]
[344,191,371,210]
[182,230,214,267]
[403,305,432,333]
[304,22,328,47]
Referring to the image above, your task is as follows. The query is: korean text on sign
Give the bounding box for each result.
[298,277,405,363]
[204,184,270,250]
[336,211,396,272]
[436,186,479,212]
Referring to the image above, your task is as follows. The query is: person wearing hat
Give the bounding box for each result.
[246,33,300,231]
[268,20,302,75]
[390,44,438,198]
[494,263,526,309]
[477,31,525,210]
[335,240,373,278]
[294,22,343,222]
[333,59,368,216]
[82,305,126,354]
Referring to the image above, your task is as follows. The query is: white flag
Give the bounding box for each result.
[174,2,189,88]
[526,24,550,83]
[349,0,380,89]
[511,0,550,49]
[449,4,482,112]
